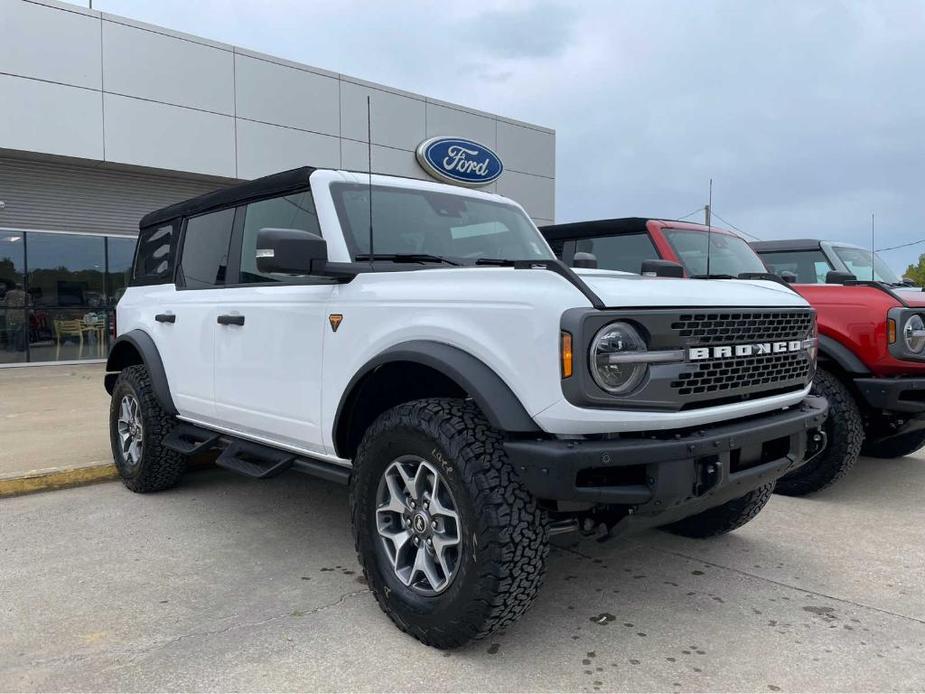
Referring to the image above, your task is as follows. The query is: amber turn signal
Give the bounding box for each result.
[888,318,896,344]
[560,331,573,378]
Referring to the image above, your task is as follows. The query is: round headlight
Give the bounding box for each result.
[903,314,925,354]
[590,322,647,394]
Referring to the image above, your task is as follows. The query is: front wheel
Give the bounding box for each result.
[351,398,548,649]
[662,483,774,538]
[775,367,863,496]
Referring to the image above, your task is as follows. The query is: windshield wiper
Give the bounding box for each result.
[690,273,737,280]
[355,253,460,266]
[474,257,517,266]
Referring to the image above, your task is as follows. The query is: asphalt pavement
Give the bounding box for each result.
[1,452,923,692]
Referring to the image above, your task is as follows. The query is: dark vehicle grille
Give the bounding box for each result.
[671,311,814,345]
[667,309,814,406]
[672,351,811,397]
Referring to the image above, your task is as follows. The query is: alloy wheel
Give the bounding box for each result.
[375,456,461,595]
[117,394,144,467]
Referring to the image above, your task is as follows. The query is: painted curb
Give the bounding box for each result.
[0,463,118,498]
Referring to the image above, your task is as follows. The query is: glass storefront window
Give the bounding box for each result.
[0,229,138,365]
[27,233,106,308]
[107,236,136,306]
[0,233,27,364]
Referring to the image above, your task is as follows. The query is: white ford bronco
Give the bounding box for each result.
[105,166,827,648]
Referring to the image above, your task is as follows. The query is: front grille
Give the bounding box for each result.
[672,351,811,397]
[671,311,813,345]
[667,309,814,407]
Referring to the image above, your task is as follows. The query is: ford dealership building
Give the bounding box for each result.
[0,0,556,366]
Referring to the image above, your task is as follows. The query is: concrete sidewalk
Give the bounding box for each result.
[2,453,924,692]
[0,364,112,484]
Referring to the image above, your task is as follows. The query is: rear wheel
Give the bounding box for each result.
[862,429,925,459]
[109,365,186,493]
[774,367,863,496]
[663,483,774,538]
[351,398,548,649]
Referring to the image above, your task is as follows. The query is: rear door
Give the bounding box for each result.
[212,189,335,455]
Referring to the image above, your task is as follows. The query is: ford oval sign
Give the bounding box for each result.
[415,137,503,187]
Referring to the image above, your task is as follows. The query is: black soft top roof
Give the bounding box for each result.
[750,239,822,252]
[140,166,316,229]
[540,218,654,241]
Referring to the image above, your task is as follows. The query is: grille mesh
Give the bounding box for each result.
[671,311,814,345]
[672,352,811,397]
[668,310,814,403]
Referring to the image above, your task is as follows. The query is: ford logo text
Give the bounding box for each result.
[415,137,503,187]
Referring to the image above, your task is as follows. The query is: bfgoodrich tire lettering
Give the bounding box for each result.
[775,367,863,496]
[351,398,548,649]
[662,483,774,538]
[109,364,186,493]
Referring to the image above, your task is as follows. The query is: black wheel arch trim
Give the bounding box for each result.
[818,335,870,375]
[104,330,178,415]
[333,340,540,457]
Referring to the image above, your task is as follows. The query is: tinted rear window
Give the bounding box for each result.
[132,224,176,284]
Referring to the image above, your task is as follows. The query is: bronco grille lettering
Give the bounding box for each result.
[688,340,804,361]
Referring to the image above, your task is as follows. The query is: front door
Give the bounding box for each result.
[211,188,334,456]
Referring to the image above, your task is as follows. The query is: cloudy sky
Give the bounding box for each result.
[92,0,925,273]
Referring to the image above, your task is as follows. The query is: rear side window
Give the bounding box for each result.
[239,190,324,284]
[132,224,176,284]
[573,233,659,273]
[178,208,235,289]
[759,250,832,283]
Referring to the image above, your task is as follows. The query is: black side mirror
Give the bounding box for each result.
[256,228,327,275]
[825,270,857,285]
[572,251,598,269]
[779,271,797,283]
[641,259,684,278]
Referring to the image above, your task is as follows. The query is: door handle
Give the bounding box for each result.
[155,314,176,324]
[217,314,245,326]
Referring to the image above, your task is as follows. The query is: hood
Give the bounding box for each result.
[573,268,809,308]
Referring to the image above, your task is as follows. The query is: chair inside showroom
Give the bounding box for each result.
[53,319,84,360]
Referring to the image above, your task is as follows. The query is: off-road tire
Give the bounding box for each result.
[351,398,548,649]
[662,483,774,538]
[862,429,925,459]
[109,365,186,493]
[775,367,863,496]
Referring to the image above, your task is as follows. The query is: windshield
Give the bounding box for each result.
[832,246,902,284]
[663,228,766,276]
[330,183,553,263]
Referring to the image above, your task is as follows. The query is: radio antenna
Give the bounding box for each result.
[870,212,876,281]
[705,178,713,278]
[367,95,374,270]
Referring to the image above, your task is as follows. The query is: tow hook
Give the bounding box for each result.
[804,429,828,463]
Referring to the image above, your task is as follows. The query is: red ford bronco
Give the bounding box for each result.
[542,218,925,495]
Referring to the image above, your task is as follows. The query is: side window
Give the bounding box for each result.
[132,224,176,284]
[575,233,659,273]
[759,251,832,284]
[178,208,235,289]
[239,190,323,284]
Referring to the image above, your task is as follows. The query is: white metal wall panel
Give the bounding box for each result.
[0,157,229,236]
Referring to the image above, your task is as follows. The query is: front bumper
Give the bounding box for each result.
[504,396,828,512]
[854,377,925,415]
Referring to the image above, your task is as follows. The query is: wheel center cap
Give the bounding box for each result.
[412,513,428,534]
